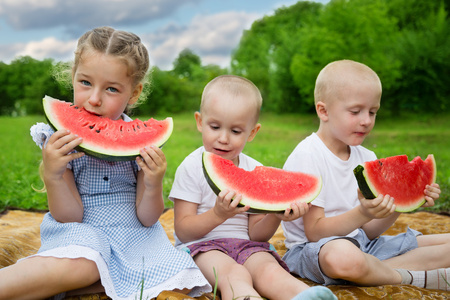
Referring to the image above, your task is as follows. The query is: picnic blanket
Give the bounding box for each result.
[1,209,449,299]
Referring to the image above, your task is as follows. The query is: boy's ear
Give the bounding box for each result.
[247,123,261,142]
[316,101,329,122]
[128,83,143,105]
[194,111,203,133]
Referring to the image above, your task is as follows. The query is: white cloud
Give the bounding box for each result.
[0,9,259,68]
[0,1,306,67]
[146,11,260,70]
[0,43,26,63]
[0,0,200,33]
[14,37,76,62]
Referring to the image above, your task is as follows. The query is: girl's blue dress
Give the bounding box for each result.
[29,123,210,300]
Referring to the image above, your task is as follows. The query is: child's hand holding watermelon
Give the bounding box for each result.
[421,183,441,208]
[357,190,396,220]
[275,201,311,222]
[213,189,250,221]
[354,154,438,212]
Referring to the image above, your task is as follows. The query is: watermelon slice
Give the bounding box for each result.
[43,95,173,161]
[353,154,436,212]
[202,151,322,213]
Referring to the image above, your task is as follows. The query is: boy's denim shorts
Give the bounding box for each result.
[282,227,421,285]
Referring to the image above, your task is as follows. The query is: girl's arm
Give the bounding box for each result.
[249,201,310,242]
[135,146,166,227]
[174,190,249,243]
[43,130,85,223]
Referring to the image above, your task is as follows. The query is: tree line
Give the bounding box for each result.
[0,0,448,117]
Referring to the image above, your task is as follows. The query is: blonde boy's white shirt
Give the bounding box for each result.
[169,146,263,249]
[282,133,377,249]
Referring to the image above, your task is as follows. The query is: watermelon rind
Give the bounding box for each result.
[42,95,173,161]
[202,151,322,213]
[353,165,377,200]
[353,155,436,213]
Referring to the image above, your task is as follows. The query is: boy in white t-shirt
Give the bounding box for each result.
[169,75,337,300]
[282,59,449,291]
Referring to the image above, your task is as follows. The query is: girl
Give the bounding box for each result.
[0,26,210,300]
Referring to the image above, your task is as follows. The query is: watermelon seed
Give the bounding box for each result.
[96,130,100,133]
[89,125,94,129]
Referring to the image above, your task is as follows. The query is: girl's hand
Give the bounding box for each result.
[42,129,84,182]
[358,189,396,219]
[276,201,310,221]
[213,189,249,221]
[422,183,441,207]
[136,146,167,189]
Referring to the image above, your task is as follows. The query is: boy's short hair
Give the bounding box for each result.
[200,75,263,123]
[314,60,382,105]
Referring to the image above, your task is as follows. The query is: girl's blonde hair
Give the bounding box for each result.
[54,26,151,114]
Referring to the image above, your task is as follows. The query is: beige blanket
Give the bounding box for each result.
[1,209,449,299]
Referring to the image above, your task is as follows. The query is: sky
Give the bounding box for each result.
[0,0,328,70]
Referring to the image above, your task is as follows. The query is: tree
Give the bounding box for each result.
[231,0,449,114]
[172,49,203,80]
[290,0,401,113]
[231,1,322,112]
[385,1,450,113]
[0,62,14,114]
[0,56,69,115]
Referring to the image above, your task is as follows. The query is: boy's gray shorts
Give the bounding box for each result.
[282,227,421,285]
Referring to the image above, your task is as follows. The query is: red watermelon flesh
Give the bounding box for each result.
[202,151,322,213]
[43,95,173,161]
[354,154,436,212]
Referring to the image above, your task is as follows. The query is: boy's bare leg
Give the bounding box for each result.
[245,251,306,300]
[318,239,403,286]
[384,234,450,270]
[245,252,337,300]
[320,235,450,291]
[194,250,259,300]
[0,256,100,300]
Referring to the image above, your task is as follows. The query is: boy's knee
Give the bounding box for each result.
[252,261,282,282]
[319,240,368,279]
[221,262,252,283]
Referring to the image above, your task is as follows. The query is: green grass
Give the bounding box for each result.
[1,113,449,213]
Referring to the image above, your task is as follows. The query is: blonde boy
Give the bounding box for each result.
[282,60,449,291]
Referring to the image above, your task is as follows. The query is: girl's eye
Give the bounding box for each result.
[232,129,242,134]
[350,110,359,115]
[210,125,219,130]
[81,80,91,86]
[107,87,118,93]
